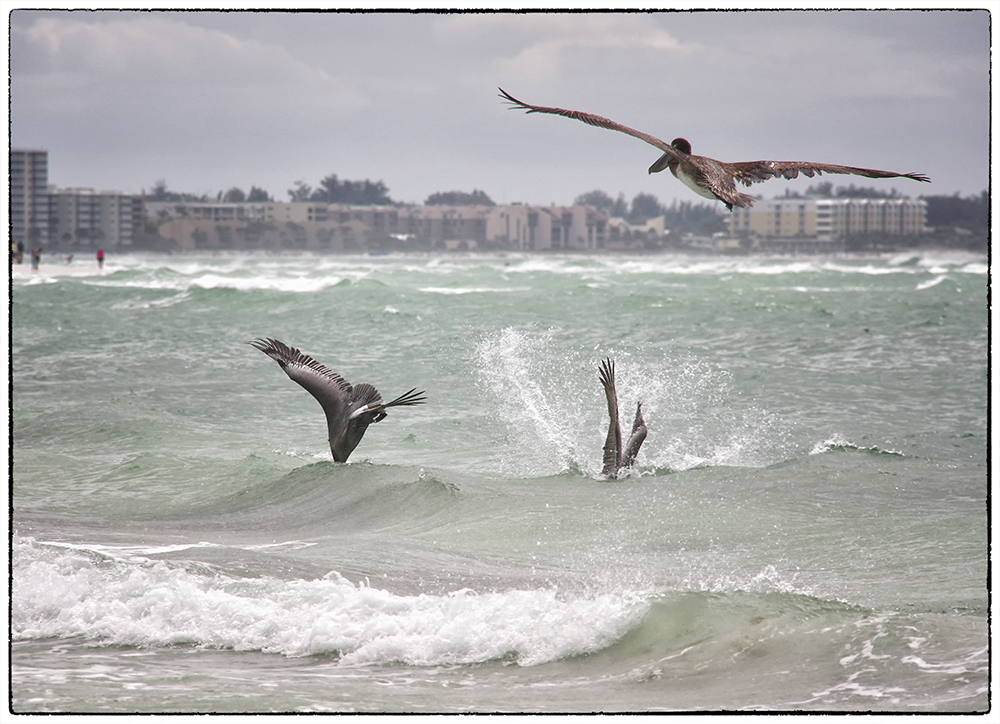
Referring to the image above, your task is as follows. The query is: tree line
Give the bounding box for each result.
[146,176,500,208]
[144,179,273,204]
[144,176,987,235]
[574,189,727,236]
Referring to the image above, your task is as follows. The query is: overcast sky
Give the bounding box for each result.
[8,7,991,209]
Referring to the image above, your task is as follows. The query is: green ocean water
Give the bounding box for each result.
[10,251,989,712]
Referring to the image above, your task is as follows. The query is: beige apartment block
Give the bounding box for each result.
[485,205,607,250]
[729,197,927,241]
[151,201,609,252]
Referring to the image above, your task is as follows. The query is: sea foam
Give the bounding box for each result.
[12,537,646,667]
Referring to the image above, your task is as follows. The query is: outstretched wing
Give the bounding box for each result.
[599,358,622,478]
[249,337,353,421]
[499,88,680,161]
[725,159,930,188]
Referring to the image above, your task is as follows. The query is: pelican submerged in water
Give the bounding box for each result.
[499,88,930,211]
[599,358,647,478]
[250,337,426,462]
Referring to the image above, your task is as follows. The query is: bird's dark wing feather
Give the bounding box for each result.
[384,388,427,408]
[599,358,621,477]
[724,160,931,188]
[499,88,680,160]
[249,337,353,420]
[621,403,647,469]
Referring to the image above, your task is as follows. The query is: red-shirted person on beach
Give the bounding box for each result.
[97,247,105,269]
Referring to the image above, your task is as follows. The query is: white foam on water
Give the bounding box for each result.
[474,328,791,477]
[475,328,586,476]
[915,275,948,291]
[12,537,647,667]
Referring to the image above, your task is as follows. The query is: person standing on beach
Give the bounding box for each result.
[97,247,105,269]
[30,247,42,270]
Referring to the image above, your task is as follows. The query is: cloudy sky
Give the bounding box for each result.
[8,6,991,209]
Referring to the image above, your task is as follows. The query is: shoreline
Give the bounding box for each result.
[10,261,108,278]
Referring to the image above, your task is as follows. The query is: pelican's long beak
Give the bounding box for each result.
[648,151,672,174]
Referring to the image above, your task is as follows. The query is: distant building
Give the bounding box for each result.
[605,215,668,249]
[10,149,50,250]
[151,202,609,252]
[144,200,331,225]
[728,196,927,247]
[486,205,607,250]
[48,188,145,250]
[814,197,927,238]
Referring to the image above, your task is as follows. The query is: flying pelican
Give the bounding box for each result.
[499,88,930,210]
[599,358,647,478]
[250,337,426,462]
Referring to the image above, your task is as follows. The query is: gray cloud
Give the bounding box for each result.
[10,9,990,205]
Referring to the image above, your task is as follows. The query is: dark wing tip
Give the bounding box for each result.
[598,357,615,387]
[498,87,533,113]
[907,172,931,183]
[248,337,287,357]
[386,388,427,407]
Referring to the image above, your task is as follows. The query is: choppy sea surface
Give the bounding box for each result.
[9,250,989,712]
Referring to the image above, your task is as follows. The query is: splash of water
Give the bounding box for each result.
[473,328,791,478]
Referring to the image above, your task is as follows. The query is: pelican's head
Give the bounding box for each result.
[671,138,692,155]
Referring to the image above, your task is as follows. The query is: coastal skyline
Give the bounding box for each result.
[9,7,990,208]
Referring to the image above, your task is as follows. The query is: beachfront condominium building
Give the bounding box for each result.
[485,204,607,250]
[10,149,51,250]
[729,197,927,241]
[150,202,610,252]
[48,188,145,250]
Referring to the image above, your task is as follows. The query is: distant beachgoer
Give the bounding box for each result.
[66,254,74,265]
[16,240,25,264]
[30,247,42,270]
[97,247,105,269]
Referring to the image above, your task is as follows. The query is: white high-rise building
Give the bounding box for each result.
[48,188,144,249]
[10,149,50,250]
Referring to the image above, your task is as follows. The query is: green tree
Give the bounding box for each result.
[924,191,988,231]
[425,189,495,206]
[629,192,665,224]
[222,187,246,203]
[574,190,628,217]
[144,180,208,203]
[247,185,272,202]
[311,174,394,205]
[661,199,727,236]
[288,180,313,202]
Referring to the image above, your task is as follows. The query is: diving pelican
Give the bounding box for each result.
[250,337,425,462]
[599,358,647,478]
